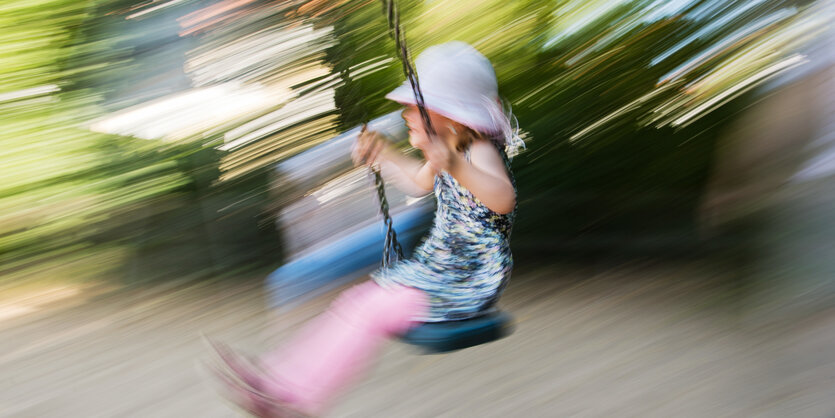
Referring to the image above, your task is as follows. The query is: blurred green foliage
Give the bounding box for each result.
[1,0,278,285]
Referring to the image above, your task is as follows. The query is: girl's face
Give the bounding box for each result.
[402,105,460,150]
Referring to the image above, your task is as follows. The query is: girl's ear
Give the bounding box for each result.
[446,122,469,151]
[457,125,482,152]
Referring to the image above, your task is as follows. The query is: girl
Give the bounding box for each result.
[210,41,523,417]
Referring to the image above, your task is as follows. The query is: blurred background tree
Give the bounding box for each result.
[0,0,824,285]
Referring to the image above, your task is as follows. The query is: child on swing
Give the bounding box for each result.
[210,41,523,417]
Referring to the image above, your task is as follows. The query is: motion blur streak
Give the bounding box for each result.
[1,0,833,416]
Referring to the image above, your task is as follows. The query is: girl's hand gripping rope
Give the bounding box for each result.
[352,124,392,168]
[420,130,460,173]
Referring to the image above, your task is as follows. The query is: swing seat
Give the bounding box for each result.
[401,310,513,354]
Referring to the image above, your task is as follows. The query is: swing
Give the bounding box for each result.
[371,0,514,354]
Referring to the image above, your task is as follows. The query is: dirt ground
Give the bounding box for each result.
[1,258,833,417]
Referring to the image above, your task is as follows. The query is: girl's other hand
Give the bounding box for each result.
[422,131,459,173]
[352,127,391,167]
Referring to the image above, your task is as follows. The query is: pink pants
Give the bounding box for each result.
[260,281,428,415]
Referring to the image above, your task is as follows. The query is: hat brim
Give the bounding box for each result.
[386,82,503,134]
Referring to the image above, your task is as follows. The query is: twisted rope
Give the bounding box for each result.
[367,0,436,268]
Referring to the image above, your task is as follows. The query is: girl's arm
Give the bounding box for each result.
[352,130,434,196]
[378,149,435,196]
[440,140,516,214]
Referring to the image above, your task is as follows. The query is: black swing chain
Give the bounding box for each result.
[366,0,436,269]
[370,163,404,268]
[382,0,436,138]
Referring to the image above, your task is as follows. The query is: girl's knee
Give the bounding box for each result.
[329,281,427,334]
[384,286,428,334]
[330,282,388,321]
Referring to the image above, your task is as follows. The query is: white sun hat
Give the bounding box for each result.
[386,41,512,138]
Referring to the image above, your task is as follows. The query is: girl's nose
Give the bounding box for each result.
[402,105,421,120]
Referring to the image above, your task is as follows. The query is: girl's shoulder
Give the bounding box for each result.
[468,138,508,174]
[468,137,501,157]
